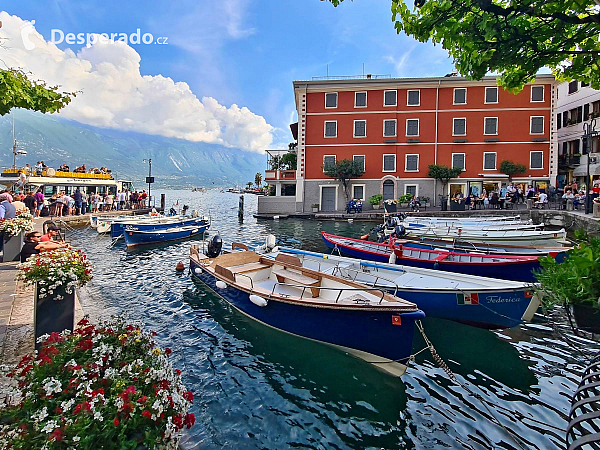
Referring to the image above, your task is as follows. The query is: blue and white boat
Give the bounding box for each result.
[124,221,209,247]
[112,215,209,238]
[261,247,542,330]
[189,245,425,376]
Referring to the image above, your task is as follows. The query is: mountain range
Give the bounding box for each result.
[0,110,268,188]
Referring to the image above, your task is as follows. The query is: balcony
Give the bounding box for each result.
[558,154,581,169]
[265,170,296,181]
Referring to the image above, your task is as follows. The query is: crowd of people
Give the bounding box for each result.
[19,163,112,176]
[0,188,149,218]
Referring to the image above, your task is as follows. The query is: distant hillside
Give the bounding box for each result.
[0,110,267,188]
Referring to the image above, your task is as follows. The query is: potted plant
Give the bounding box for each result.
[311,204,319,213]
[368,194,383,210]
[0,316,195,449]
[0,216,35,262]
[535,231,600,333]
[17,247,93,346]
[397,193,413,207]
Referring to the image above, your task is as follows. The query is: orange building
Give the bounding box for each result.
[260,74,556,213]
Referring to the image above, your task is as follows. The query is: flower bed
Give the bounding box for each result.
[0,217,34,237]
[17,247,93,298]
[0,317,195,449]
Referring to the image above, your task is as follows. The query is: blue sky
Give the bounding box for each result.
[2,0,454,149]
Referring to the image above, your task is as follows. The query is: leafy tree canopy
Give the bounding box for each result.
[427,164,462,186]
[323,158,365,201]
[499,160,526,180]
[328,0,600,91]
[0,69,75,116]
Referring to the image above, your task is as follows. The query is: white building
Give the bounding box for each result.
[556,80,600,190]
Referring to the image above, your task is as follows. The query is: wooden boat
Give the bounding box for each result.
[400,214,524,223]
[113,215,209,238]
[399,221,544,231]
[262,247,541,329]
[189,246,425,376]
[124,222,209,247]
[322,232,545,282]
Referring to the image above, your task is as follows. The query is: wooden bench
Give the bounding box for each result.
[272,268,321,298]
[229,262,269,274]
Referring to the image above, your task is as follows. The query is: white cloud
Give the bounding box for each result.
[0,12,273,153]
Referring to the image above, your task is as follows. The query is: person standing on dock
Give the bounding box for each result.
[34,189,45,218]
[23,192,36,215]
[73,188,83,215]
[0,193,16,219]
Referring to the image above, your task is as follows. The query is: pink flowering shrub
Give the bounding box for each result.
[0,317,195,449]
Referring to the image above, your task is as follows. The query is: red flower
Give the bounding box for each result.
[137,396,147,404]
[184,413,196,429]
[73,401,91,415]
[77,339,93,351]
[113,418,120,426]
[175,369,181,376]
[125,385,137,395]
[142,410,152,419]
[77,318,90,326]
[165,348,172,355]
[49,428,64,441]
[183,391,194,403]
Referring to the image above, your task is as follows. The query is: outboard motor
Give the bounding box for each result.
[206,234,223,258]
[169,207,177,216]
[394,225,406,237]
[191,209,199,218]
[182,205,189,215]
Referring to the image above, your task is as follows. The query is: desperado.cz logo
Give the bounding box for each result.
[18,20,168,50]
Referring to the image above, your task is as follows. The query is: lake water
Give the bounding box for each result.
[68,189,599,449]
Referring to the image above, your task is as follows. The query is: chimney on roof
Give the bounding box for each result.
[366,74,372,79]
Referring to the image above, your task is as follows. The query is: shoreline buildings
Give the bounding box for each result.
[259,74,556,214]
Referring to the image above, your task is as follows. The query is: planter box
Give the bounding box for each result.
[450,201,465,211]
[312,207,319,213]
[34,283,75,350]
[572,304,600,334]
[384,203,397,213]
[371,204,381,210]
[2,232,24,262]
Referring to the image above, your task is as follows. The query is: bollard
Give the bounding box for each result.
[238,195,244,221]
[160,193,166,212]
[594,202,600,218]
[567,199,574,211]
[526,199,533,209]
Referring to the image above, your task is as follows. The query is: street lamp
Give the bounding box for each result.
[583,119,598,214]
[142,158,153,207]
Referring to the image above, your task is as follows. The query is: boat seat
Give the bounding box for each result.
[272,268,321,298]
[229,262,270,274]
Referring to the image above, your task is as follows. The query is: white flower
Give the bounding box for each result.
[73,436,81,442]
[42,377,62,396]
[31,406,48,422]
[93,411,104,422]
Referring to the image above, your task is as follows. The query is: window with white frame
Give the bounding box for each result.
[406,119,419,136]
[352,185,365,200]
[531,86,544,102]
[404,185,418,197]
[323,155,336,171]
[354,120,367,137]
[483,152,497,170]
[530,151,543,169]
[484,117,498,135]
[324,121,337,137]
[454,88,467,105]
[485,87,498,103]
[355,92,367,108]
[407,90,420,106]
[384,90,397,106]
[353,155,365,172]
[383,119,397,137]
[405,154,419,172]
[325,92,337,108]
[383,154,396,172]
[453,118,466,136]
[452,153,465,171]
[530,116,544,134]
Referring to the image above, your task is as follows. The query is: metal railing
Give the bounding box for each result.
[268,281,387,304]
[311,74,392,81]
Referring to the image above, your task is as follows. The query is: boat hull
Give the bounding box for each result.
[322,233,541,282]
[112,216,208,238]
[189,258,425,375]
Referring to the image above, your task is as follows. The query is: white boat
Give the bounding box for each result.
[401,214,525,223]
[402,226,568,246]
[400,221,544,232]
[259,247,541,329]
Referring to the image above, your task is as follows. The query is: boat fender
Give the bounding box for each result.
[360,234,369,240]
[194,267,202,275]
[175,262,185,271]
[249,295,268,307]
[433,261,439,270]
[388,251,397,264]
[215,280,227,289]
[206,234,223,258]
